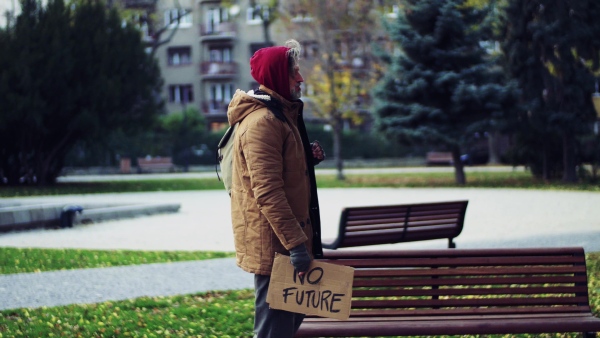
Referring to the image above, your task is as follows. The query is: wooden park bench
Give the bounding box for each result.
[137,157,175,173]
[426,151,453,165]
[322,200,468,249]
[296,247,600,337]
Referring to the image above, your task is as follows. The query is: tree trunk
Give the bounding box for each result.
[542,143,549,182]
[333,118,345,181]
[262,21,271,43]
[39,130,74,185]
[325,48,344,180]
[37,150,64,186]
[452,148,466,185]
[562,132,577,183]
[487,131,501,165]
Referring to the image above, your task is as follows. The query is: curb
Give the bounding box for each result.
[0,202,181,232]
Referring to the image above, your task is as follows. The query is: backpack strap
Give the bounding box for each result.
[216,123,238,182]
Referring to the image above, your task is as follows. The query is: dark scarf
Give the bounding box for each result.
[253,89,287,123]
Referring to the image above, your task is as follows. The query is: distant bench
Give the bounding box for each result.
[322,200,468,249]
[426,151,453,165]
[296,247,600,337]
[137,157,175,173]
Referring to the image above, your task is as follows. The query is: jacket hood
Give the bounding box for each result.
[250,46,291,101]
[227,86,302,126]
[227,89,264,126]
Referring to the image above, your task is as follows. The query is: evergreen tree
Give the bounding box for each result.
[373,0,514,184]
[0,0,163,185]
[501,0,600,183]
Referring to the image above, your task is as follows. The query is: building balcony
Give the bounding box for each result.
[200,61,238,80]
[202,100,229,115]
[122,0,155,9]
[333,57,371,71]
[199,22,237,42]
[202,100,228,129]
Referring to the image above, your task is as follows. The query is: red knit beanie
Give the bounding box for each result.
[250,46,291,101]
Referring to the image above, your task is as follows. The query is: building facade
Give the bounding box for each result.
[4,0,391,132]
[152,0,296,131]
[151,0,391,132]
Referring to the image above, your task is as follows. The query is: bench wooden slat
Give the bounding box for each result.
[346,217,458,228]
[305,311,595,321]
[342,228,465,243]
[320,246,587,260]
[295,247,600,337]
[353,285,590,298]
[353,266,586,278]
[348,209,462,221]
[346,306,594,318]
[346,207,463,219]
[345,223,405,232]
[137,157,175,173]
[426,151,453,165]
[323,254,584,267]
[354,275,589,288]
[353,296,591,309]
[297,316,600,337]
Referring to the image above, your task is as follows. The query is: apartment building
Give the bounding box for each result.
[153,0,392,132]
[7,0,391,132]
[151,0,290,131]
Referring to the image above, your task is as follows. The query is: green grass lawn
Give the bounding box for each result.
[0,290,256,337]
[0,247,235,275]
[1,170,599,337]
[2,170,600,197]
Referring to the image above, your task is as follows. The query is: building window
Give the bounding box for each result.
[246,4,267,24]
[305,84,314,96]
[334,39,349,59]
[290,10,312,23]
[168,47,191,66]
[169,84,194,103]
[250,42,273,56]
[301,40,319,60]
[205,7,229,33]
[209,83,235,112]
[164,8,192,28]
[209,47,232,62]
[385,5,400,19]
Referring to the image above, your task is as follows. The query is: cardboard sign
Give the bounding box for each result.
[266,253,354,320]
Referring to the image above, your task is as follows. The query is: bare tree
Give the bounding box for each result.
[119,0,191,57]
[279,0,384,180]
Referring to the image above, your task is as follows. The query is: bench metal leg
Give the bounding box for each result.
[448,238,456,248]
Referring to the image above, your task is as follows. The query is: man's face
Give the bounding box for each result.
[289,64,304,100]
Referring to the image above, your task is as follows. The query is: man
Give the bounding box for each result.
[227,39,325,337]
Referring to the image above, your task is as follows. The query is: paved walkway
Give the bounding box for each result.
[1,184,600,310]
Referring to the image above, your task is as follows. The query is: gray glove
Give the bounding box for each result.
[289,243,311,273]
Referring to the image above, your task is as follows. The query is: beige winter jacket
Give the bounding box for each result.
[227,85,314,275]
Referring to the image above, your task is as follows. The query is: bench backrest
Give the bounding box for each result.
[137,157,173,166]
[321,247,592,318]
[331,200,468,248]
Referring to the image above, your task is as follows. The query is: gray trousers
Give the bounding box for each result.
[254,274,305,338]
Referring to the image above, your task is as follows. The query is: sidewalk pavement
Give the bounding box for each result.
[1,186,600,310]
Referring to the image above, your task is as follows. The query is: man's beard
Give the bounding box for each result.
[290,87,302,100]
